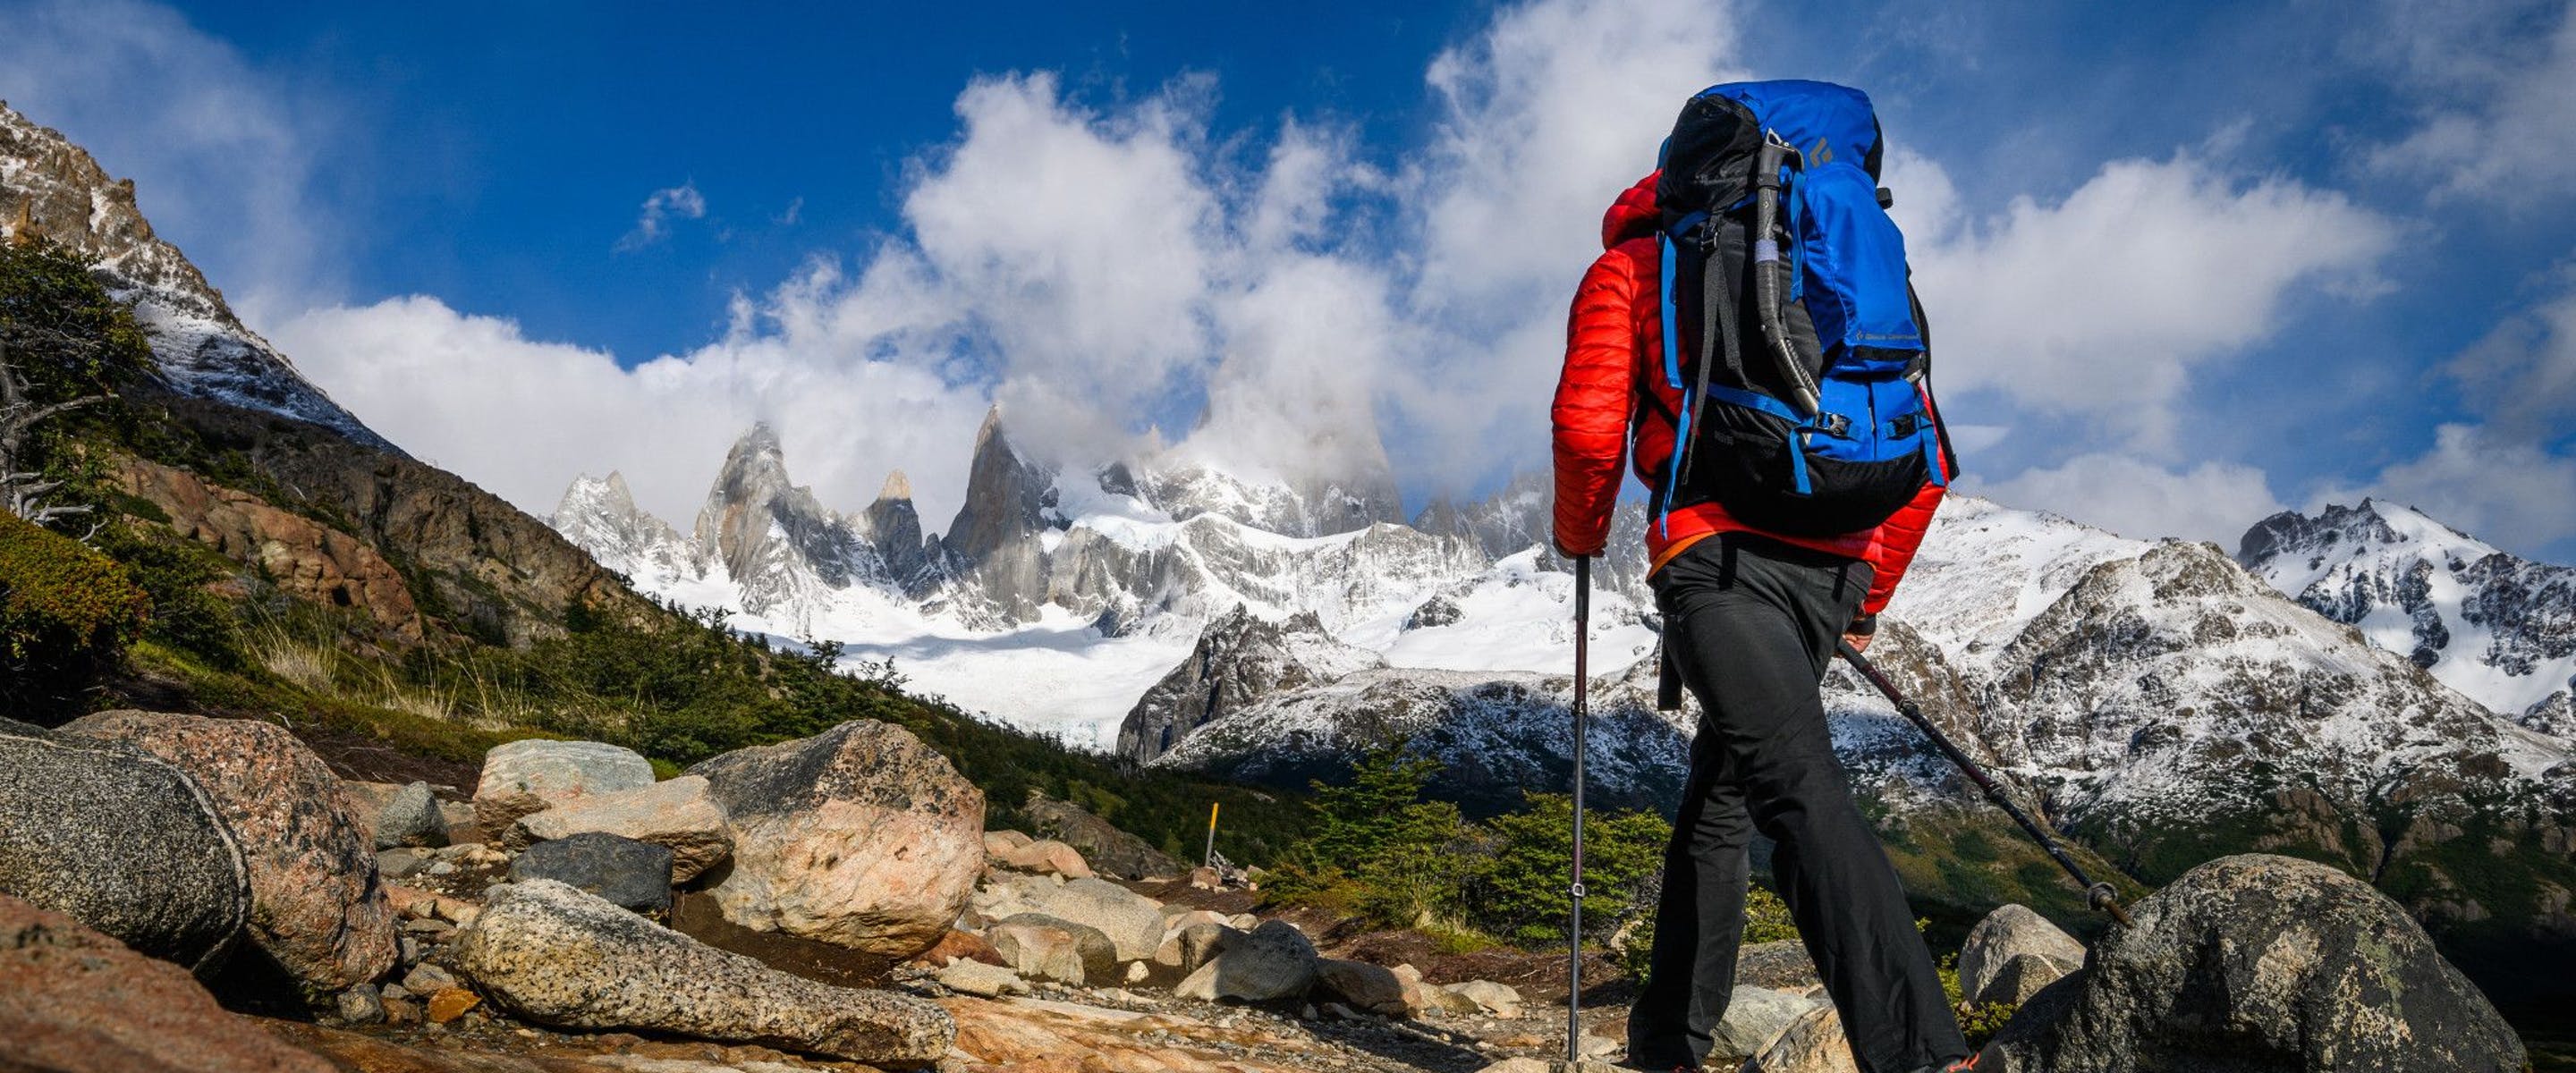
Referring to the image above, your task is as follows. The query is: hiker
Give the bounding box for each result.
[1550,81,1969,1073]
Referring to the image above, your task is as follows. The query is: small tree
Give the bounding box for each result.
[0,241,154,528]
[1467,791,1672,946]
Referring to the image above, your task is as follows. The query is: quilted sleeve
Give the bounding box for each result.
[1551,250,1640,558]
[1860,483,1945,615]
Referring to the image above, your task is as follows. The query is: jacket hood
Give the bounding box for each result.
[1601,171,1661,249]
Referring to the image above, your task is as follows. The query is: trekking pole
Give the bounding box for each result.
[1566,556,1591,1066]
[1834,640,2132,925]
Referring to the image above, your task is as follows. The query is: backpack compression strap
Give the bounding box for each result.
[1674,214,1743,492]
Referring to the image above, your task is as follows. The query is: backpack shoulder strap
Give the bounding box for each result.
[1674,218,1744,490]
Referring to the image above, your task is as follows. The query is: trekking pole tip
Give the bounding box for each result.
[2088,882,2131,926]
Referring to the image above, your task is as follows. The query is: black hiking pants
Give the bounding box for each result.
[1625,536,1965,1073]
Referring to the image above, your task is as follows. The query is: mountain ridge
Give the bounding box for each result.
[0,100,394,453]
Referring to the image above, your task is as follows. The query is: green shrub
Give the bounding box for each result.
[92,525,242,667]
[1743,883,1801,943]
[1465,792,1671,947]
[1267,745,1471,927]
[0,512,149,719]
[1937,950,2020,1047]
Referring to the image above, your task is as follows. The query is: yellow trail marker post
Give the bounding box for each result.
[1203,802,1220,868]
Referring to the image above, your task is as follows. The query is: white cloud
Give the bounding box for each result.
[0,0,337,319]
[2367,1,2576,205]
[270,283,990,529]
[1964,453,2287,547]
[2340,424,2576,555]
[1900,153,2396,448]
[1391,0,1743,487]
[616,182,708,251]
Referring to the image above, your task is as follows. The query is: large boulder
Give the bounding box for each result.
[0,892,335,1073]
[0,717,250,975]
[1023,790,1184,880]
[689,721,984,958]
[1958,904,2084,1008]
[508,832,674,914]
[512,774,731,882]
[1995,854,2527,1072]
[453,878,953,1066]
[1174,919,1318,1002]
[968,874,1164,957]
[472,739,656,842]
[64,711,397,990]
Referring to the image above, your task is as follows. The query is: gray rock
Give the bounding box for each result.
[1958,903,2084,1008]
[1744,1003,1857,1073]
[1714,985,1823,1060]
[1174,919,1317,1002]
[400,961,456,994]
[375,782,449,849]
[0,717,250,975]
[689,721,984,959]
[377,849,425,880]
[1015,876,1167,961]
[937,959,1027,998]
[1994,854,2527,1072]
[1171,921,1240,976]
[1314,958,1420,1017]
[473,739,656,843]
[454,879,952,1065]
[336,983,386,1026]
[510,832,674,914]
[996,912,1116,982]
[1982,951,2071,1008]
[1021,791,1182,880]
[510,774,731,882]
[987,919,1089,984]
[1446,979,1524,1018]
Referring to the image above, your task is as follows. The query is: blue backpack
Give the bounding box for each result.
[1653,80,1953,536]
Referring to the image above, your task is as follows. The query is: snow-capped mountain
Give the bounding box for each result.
[548,415,1656,749]
[548,401,2574,969]
[0,101,394,452]
[2241,499,2576,741]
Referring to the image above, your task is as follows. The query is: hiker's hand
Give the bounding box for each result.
[1843,612,1877,653]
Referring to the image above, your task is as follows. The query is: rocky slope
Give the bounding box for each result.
[0,101,392,452]
[2241,498,2576,742]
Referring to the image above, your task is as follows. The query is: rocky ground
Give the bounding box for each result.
[0,710,2540,1073]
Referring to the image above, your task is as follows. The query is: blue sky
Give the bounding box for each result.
[5,0,2575,562]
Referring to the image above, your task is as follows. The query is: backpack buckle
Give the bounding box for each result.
[1810,412,1852,438]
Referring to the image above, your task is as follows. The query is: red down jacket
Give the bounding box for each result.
[1549,172,1944,617]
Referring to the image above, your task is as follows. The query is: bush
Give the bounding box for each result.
[0,511,149,719]
[1465,792,1670,947]
[92,525,242,667]
[1267,745,1471,927]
